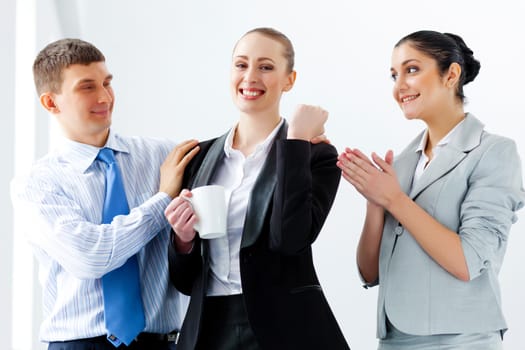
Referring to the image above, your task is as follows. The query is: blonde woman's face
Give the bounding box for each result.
[230,32,295,117]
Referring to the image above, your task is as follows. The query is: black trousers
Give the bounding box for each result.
[195,294,262,350]
[48,334,177,350]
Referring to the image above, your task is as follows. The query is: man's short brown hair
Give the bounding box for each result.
[33,38,105,95]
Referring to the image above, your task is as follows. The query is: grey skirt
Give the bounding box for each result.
[378,320,503,350]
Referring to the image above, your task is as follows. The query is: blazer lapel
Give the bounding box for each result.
[241,122,288,248]
[189,133,227,268]
[394,134,422,196]
[409,148,466,199]
[190,133,228,188]
[409,114,484,199]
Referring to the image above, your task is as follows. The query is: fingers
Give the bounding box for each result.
[338,147,392,191]
[293,104,328,122]
[177,144,200,169]
[167,139,200,165]
[164,192,198,242]
[176,139,199,151]
[159,140,200,198]
[164,196,189,222]
[371,152,393,173]
[346,151,377,175]
[337,152,369,185]
[385,149,394,165]
[310,134,331,145]
[338,147,399,208]
[180,188,192,198]
[339,163,369,195]
[349,148,370,162]
[288,104,328,141]
[341,147,391,170]
[164,189,190,213]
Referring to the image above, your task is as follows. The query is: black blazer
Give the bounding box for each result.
[168,123,350,349]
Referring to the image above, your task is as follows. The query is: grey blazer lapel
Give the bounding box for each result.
[241,122,288,248]
[409,114,484,199]
[190,133,228,188]
[394,134,422,196]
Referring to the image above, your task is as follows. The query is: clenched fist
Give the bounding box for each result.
[287,104,328,141]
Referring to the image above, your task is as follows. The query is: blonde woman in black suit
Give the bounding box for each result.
[164,27,350,350]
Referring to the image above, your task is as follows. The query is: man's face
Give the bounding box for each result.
[45,61,114,146]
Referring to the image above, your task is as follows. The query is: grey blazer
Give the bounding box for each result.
[371,113,525,338]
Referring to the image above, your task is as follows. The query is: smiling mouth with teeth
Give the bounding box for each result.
[241,89,264,97]
[402,94,419,103]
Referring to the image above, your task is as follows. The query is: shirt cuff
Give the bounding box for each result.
[142,192,172,229]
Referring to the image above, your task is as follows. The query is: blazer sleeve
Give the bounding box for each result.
[460,137,525,280]
[269,140,341,255]
[168,234,202,295]
[166,139,215,295]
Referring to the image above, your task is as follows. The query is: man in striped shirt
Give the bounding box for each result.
[11,38,199,349]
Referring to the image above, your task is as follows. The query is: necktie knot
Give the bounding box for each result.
[97,147,116,166]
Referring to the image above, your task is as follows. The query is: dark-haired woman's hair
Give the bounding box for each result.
[395,30,480,103]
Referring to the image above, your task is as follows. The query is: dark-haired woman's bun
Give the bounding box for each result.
[444,32,481,84]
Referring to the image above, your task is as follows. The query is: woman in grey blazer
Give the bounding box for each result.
[338,30,525,349]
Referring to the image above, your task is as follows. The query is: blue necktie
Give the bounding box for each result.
[97,148,145,347]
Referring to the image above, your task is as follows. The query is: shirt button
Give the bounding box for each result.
[394,226,403,236]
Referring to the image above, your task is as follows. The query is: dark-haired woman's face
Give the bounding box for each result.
[390,43,451,122]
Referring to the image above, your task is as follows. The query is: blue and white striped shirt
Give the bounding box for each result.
[11,131,189,342]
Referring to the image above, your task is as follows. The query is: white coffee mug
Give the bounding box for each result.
[184,185,228,239]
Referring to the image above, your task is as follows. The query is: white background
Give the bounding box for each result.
[3,1,524,349]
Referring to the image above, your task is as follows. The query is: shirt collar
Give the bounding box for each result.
[415,117,466,153]
[223,118,284,158]
[56,129,130,173]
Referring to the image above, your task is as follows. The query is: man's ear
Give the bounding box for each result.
[283,70,297,92]
[40,92,60,114]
